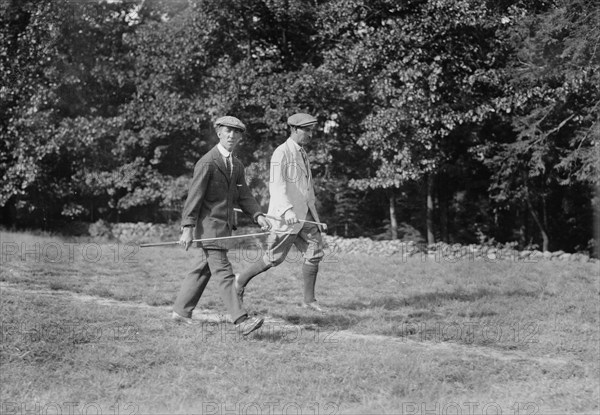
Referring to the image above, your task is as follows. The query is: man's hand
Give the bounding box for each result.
[283,209,299,225]
[179,227,194,251]
[257,215,271,231]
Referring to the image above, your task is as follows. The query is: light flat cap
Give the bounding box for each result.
[215,116,246,132]
[287,113,317,127]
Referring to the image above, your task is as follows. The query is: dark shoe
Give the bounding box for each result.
[236,316,264,336]
[171,311,196,325]
[301,301,326,313]
[234,273,244,304]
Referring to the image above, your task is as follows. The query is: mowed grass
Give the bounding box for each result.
[1,230,599,414]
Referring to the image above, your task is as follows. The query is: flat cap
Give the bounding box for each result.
[287,113,317,128]
[214,116,246,132]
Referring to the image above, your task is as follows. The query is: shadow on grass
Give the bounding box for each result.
[88,287,119,299]
[146,296,173,307]
[337,288,542,311]
[49,281,72,291]
[457,310,498,318]
[251,329,291,342]
[407,310,444,319]
[381,310,445,323]
[385,328,531,351]
[272,312,359,330]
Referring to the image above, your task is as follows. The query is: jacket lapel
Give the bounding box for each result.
[211,146,230,184]
[287,140,309,179]
[231,156,239,183]
[300,148,311,180]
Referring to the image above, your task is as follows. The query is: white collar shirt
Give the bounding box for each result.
[287,138,310,179]
[217,143,233,175]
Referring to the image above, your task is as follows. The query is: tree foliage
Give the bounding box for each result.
[480,0,599,251]
[0,0,597,253]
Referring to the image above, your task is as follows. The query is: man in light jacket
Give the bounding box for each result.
[235,113,326,312]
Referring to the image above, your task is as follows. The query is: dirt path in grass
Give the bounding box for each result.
[0,281,569,367]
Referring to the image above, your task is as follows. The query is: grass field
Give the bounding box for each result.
[1,230,599,415]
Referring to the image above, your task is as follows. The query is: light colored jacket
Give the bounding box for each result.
[267,138,320,234]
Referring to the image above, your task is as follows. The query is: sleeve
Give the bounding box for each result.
[180,160,211,227]
[269,149,294,216]
[308,185,320,223]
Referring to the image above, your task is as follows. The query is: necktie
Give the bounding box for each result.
[300,147,310,178]
[300,147,308,168]
[225,155,232,177]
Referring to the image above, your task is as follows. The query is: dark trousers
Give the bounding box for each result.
[173,248,246,323]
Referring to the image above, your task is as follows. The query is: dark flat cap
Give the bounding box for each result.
[287,113,317,127]
[215,116,246,132]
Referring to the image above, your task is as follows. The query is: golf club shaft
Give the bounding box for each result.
[139,241,179,247]
[192,231,271,242]
[233,208,327,227]
[140,231,271,248]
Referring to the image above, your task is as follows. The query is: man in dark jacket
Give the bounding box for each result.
[172,116,270,335]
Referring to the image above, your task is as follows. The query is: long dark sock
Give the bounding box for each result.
[302,263,319,303]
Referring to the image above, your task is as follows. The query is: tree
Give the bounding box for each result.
[319,0,510,241]
[0,0,596,255]
[482,0,599,251]
[0,0,138,225]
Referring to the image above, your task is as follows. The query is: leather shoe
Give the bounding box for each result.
[171,311,196,325]
[234,273,244,304]
[236,316,264,336]
[301,301,326,313]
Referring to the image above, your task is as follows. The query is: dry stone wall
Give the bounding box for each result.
[93,221,598,263]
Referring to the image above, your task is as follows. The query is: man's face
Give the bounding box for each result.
[293,125,315,146]
[217,126,243,152]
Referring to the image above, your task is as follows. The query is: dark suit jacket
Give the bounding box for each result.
[181,145,262,249]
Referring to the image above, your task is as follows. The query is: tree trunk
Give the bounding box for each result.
[524,180,550,251]
[426,174,435,245]
[439,177,449,242]
[542,182,549,235]
[518,207,526,248]
[389,189,398,240]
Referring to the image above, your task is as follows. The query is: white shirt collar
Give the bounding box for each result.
[217,143,232,158]
[287,137,303,152]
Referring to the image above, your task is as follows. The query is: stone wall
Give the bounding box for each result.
[92,221,598,263]
[323,236,598,263]
[89,220,180,244]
